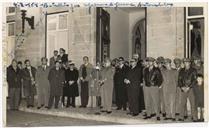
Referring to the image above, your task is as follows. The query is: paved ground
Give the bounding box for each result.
[6,110,119,127]
[5,99,196,127]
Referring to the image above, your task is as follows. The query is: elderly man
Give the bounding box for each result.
[79,56,93,108]
[36,57,50,109]
[125,58,143,116]
[178,58,197,121]
[143,57,163,121]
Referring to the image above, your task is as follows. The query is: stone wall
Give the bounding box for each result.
[14,7,96,67]
[147,7,184,60]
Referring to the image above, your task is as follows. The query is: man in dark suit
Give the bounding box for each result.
[7,59,22,110]
[79,56,93,108]
[59,48,68,64]
[114,57,128,110]
[49,50,61,67]
[124,58,143,116]
[22,59,37,108]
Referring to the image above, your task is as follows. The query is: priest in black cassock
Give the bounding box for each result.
[124,58,143,116]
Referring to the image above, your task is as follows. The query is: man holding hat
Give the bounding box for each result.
[162,58,178,120]
[143,57,163,121]
[178,58,197,121]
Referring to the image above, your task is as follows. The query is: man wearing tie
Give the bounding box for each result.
[79,56,93,108]
[36,57,50,109]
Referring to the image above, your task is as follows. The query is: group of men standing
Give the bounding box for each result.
[7,50,204,122]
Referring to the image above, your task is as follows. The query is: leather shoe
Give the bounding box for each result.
[143,116,151,119]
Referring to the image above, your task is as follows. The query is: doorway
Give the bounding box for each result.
[96,8,110,63]
[132,18,146,60]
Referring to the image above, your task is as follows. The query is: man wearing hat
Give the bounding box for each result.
[143,57,163,121]
[173,58,183,115]
[162,58,178,120]
[156,56,166,117]
[192,57,203,75]
[178,58,197,121]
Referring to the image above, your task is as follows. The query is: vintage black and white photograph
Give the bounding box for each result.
[1,1,208,127]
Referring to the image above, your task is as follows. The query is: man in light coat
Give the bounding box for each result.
[36,57,50,109]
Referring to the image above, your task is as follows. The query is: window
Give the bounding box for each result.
[6,7,16,15]
[188,7,203,16]
[7,22,15,36]
[185,7,205,59]
[47,12,69,59]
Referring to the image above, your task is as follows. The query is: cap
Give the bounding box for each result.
[192,56,201,61]
[118,57,124,61]
[147,57,155,62]
[174,58,181,64]
[156,56,165,63]
[164,58,171,63]
[183,58,191,62]
[130,58,137,62]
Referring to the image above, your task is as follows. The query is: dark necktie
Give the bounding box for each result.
[82,65,87,79]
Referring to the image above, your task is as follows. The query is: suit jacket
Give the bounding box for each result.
[144,67,163,87]
[79,63,93,82]
[22,66,37,96]
[60,54,68,64]
[7,65,22,88]
[49,56,61,67]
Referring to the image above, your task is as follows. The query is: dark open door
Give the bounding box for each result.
[96,8,110,63]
